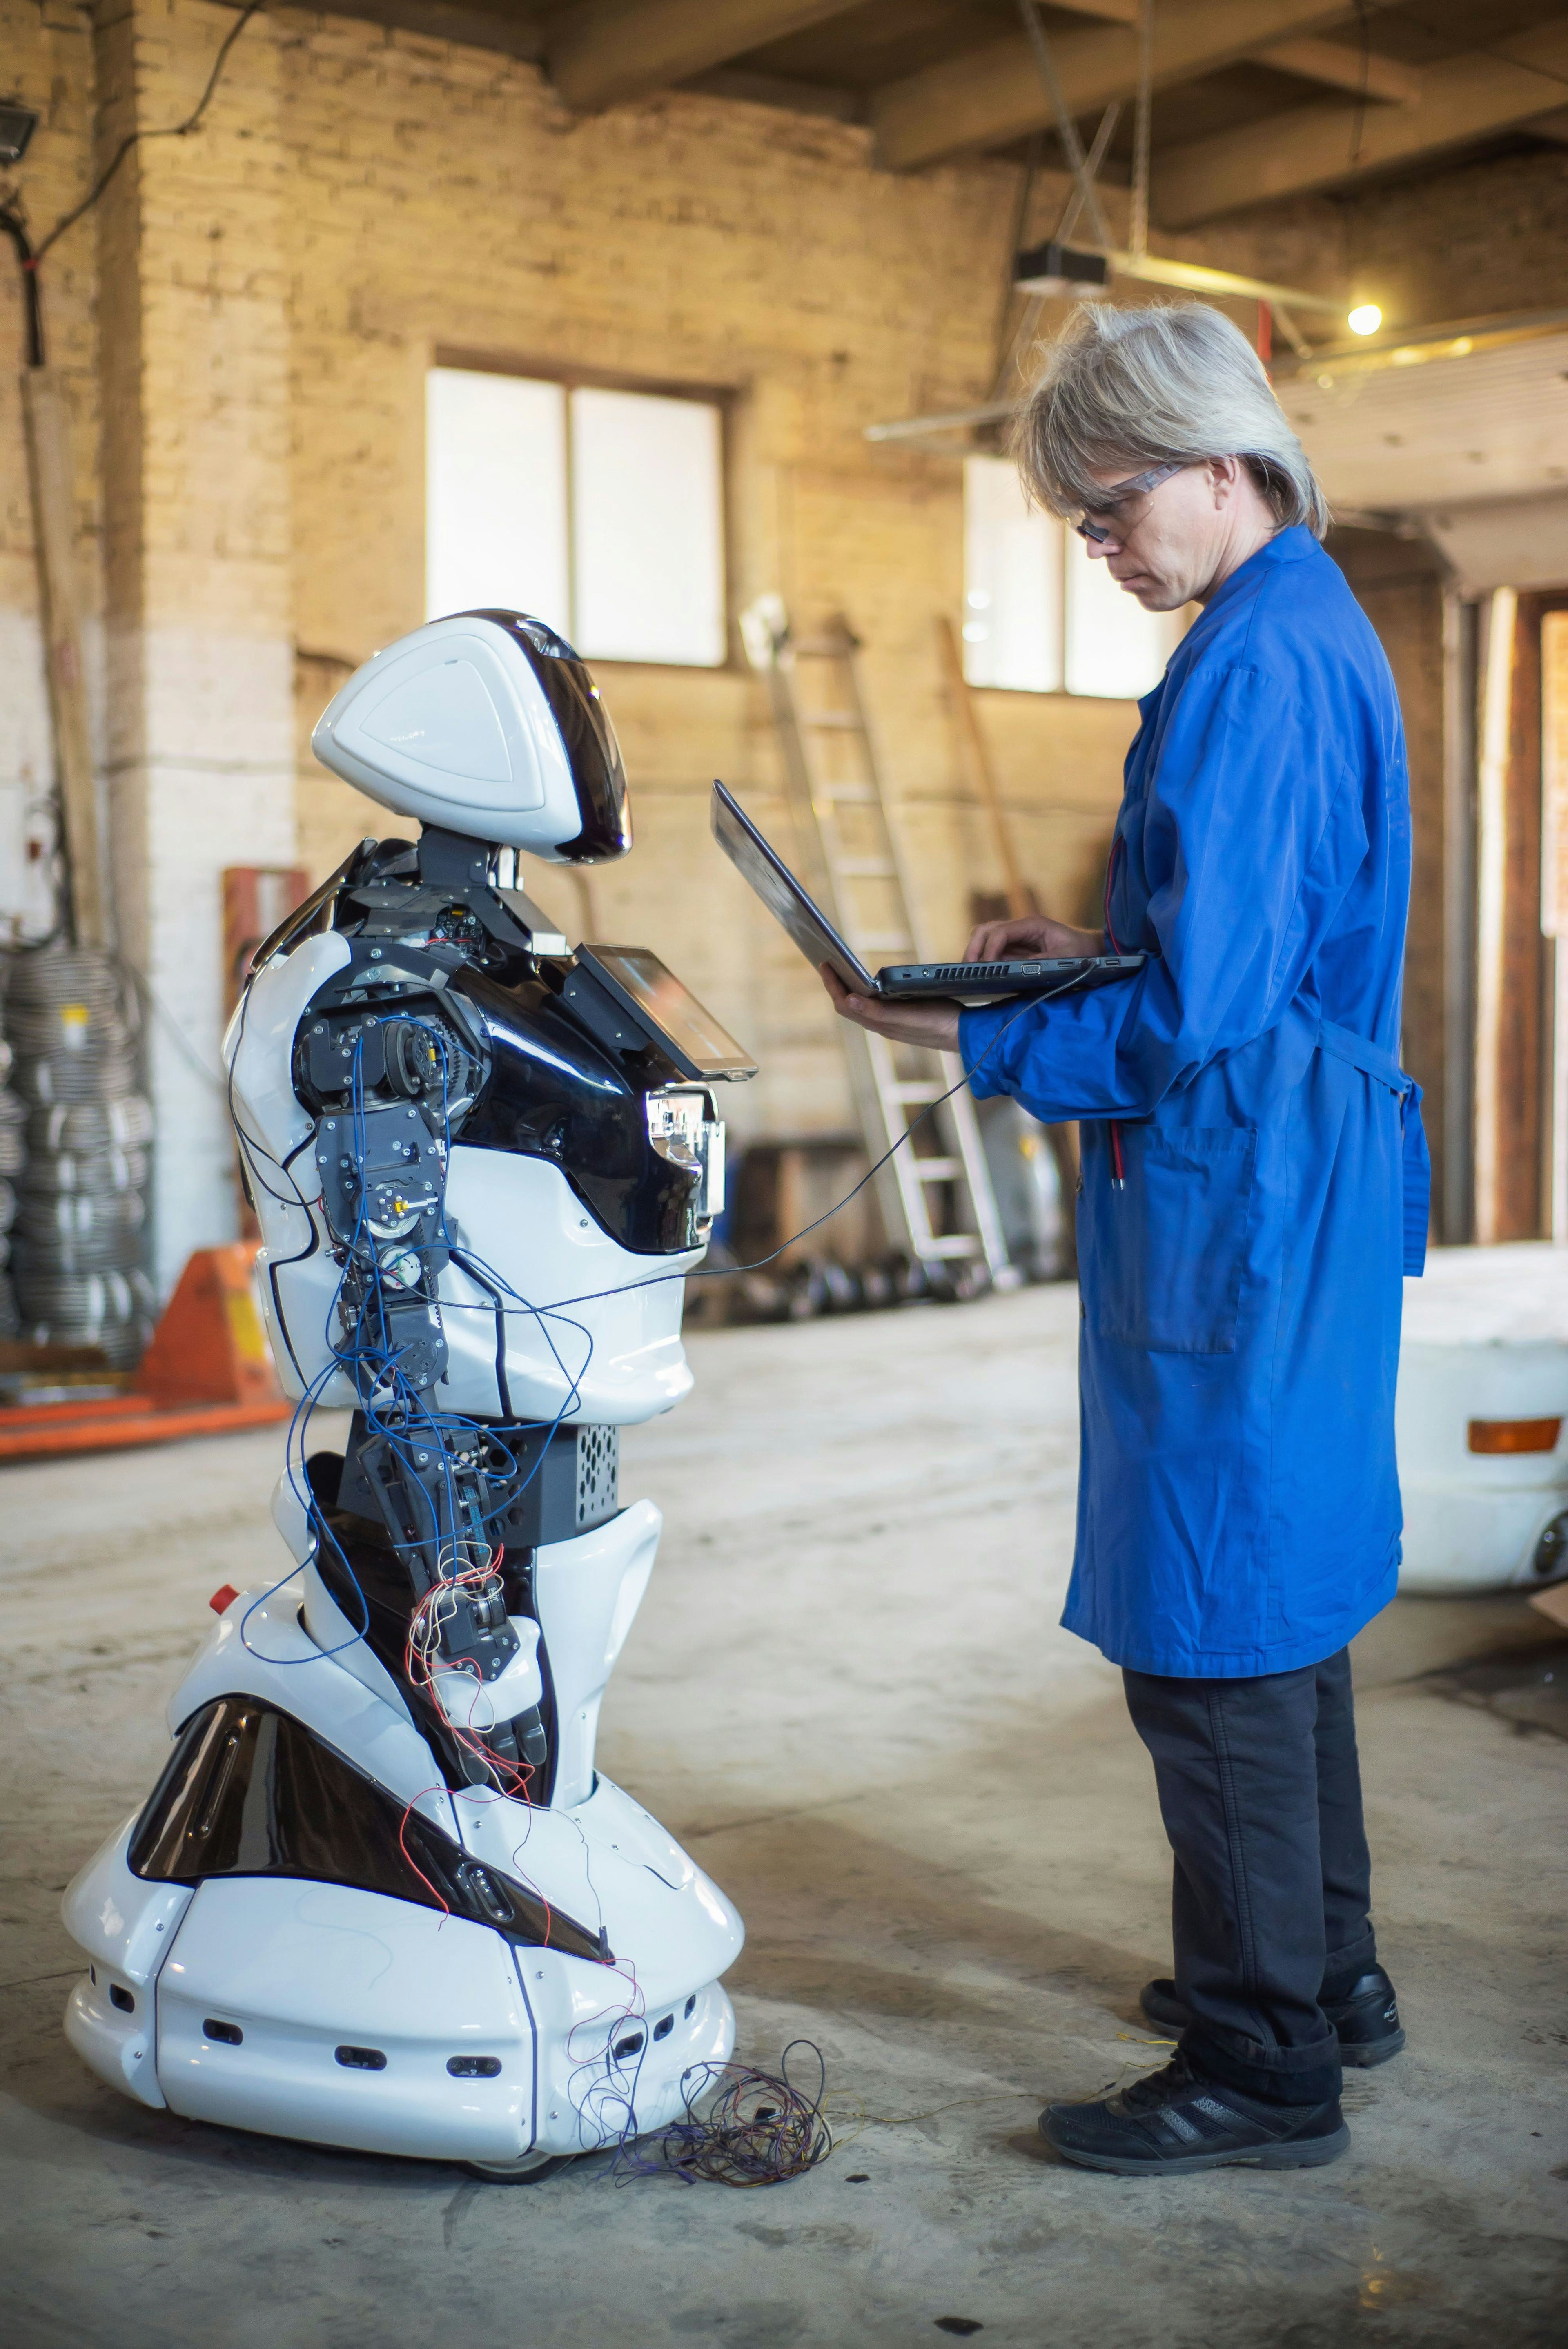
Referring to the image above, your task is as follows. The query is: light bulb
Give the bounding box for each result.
[1347,304,1382,337]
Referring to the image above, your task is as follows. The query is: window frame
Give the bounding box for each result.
[428,346,739,671]
[961,451,1187,704]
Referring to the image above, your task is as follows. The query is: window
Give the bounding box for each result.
[426,368,726,668]
[962,454,1187,700]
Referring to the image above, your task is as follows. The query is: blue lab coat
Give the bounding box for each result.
[960,526,1428,1678]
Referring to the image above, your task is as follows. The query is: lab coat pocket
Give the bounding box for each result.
[1084,1124,1257,1354]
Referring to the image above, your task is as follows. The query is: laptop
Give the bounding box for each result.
[711,780,1146,1003]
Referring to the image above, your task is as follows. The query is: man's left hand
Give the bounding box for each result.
[819,964,961,1052]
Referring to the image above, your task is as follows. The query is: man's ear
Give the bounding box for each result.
[1207,456,1241,507]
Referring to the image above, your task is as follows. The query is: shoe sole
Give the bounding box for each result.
[1045,2122,1351,2177]
[1341,2028,1405,2068]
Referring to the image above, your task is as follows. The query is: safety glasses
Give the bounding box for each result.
[1074,461,1186,544]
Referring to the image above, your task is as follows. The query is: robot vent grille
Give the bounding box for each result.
[576,1425,620,1529]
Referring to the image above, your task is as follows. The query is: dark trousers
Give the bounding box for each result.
[1121,1646,1376,2108]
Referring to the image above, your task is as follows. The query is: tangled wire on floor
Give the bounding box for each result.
[612,2042,832,2187]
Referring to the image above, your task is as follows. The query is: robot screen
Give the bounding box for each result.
[577,945,757,1083]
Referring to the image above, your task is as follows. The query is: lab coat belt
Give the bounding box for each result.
[1314,1018,1429,1278]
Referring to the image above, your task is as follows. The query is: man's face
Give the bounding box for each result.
[1080,461,1227,611]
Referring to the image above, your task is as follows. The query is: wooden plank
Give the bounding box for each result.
[20,366,106,949]
[936,614,1032,922]
[1473,588,1515,1247]
[548,0,863,113]
[871,0,1388,173]
[1252,36,1420,105]
[1155,21,1568,227]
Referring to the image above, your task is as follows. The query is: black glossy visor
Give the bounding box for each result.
[470,611,633,863]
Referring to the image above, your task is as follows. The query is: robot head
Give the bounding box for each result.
[311,612,632,862]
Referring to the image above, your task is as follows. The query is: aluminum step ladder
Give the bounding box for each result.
[740,597,1013,1290]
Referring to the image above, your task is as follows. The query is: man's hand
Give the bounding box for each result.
[964,913,1105,964]
[819,965,961,1052]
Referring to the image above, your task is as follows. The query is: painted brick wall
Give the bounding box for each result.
[0,0,102,941]
[5,0,1558,1281]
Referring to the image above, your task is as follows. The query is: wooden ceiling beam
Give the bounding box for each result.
[870,0,1399,174]
[1252,36,1421,107]
[547,0,864,114]
[1155,21,1568,227]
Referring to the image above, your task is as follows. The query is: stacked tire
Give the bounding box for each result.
[4,947,156,1367]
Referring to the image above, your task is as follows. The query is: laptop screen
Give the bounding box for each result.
[576,945,757,1081]
[710,781,875,994]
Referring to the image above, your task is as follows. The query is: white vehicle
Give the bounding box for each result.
[60,613,757,2179]
[1397,1242,1568,1596]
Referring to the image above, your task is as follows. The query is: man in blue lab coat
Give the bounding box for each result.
[824,304,1427,2176]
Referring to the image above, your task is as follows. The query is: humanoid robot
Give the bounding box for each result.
[60,611,756,2180]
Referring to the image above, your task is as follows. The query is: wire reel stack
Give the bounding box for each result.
[0,1032,22,1338]
[4,947,156,1366]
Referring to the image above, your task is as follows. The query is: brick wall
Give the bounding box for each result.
[0,0,102,941]
[4,1,1563,1279]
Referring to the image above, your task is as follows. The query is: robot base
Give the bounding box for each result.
[61,1546,743,2175]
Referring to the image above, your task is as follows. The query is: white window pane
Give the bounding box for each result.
[962,454,1063,693]
[570,388,725,666]
[425,370,569,633]
[1064,532,1187,700]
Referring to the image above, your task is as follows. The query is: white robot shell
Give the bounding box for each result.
[311,612,632,862]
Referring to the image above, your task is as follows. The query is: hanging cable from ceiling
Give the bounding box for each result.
[1131,0,1154,265]
[1015,0,1114,255]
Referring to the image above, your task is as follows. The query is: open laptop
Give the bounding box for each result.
[711,780,1146,1003]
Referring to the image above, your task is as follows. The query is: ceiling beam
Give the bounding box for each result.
[1155,21,1568,227]
[547,0,863,114]
[870,0,1398,173]
[1252,36,1421,107]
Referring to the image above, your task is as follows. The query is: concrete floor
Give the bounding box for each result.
[3,1284,1566,2349]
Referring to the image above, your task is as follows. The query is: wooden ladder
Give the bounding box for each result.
[742,598,1013,1290]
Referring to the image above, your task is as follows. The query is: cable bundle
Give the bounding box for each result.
[614,2043,832,2187]
[4,947,156,1365]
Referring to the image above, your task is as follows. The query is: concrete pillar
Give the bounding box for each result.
[96,0,295,1292]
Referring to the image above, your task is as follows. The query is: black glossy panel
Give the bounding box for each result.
[452,966,704,1253]
[463,612,632,863]
[129,1697,609,1963]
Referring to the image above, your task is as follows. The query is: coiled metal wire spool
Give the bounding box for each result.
[16,1186,146,1273]
[20,1145,148,1195]
[20,1266,156,1367]
[7,955,138,1104]
[0,1090,24,1178]
[3,947,153,1359]
[28,1094,154,1155]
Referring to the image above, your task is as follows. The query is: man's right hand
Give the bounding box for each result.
[964,913,1107,964]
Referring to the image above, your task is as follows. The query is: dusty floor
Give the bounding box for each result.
[2,1283,1566,2348]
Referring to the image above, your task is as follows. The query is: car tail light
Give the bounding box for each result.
[1467,1417,1562,1455]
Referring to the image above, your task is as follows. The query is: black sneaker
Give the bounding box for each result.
[1041,2054,1349,2176]
[1138,1965,1406,2066]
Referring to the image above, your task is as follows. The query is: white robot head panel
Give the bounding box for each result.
[311,612,632,862]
